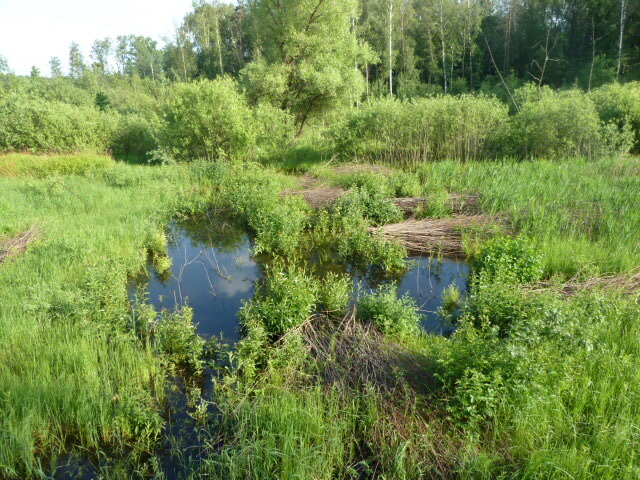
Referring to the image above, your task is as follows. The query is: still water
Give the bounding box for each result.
[134,215,470,340]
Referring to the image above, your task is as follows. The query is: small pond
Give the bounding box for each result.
[132,214,470,340]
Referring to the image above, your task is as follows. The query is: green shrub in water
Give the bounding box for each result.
[240,265,318,337]
[358,284,421,336]
[317,273,352,313]
[153,306,206,372]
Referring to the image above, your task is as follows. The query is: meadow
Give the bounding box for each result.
[2,35,640,479]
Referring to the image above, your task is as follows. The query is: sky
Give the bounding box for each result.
[0,0,197,76]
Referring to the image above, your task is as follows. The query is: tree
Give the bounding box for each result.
[69,42,86,79]
[91,38,113,73]
[30,66,41,78]
[49,57,63,77]
[0,55,9,74]
[245,0,372,134]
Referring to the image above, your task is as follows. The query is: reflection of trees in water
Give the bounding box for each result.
[171,210,248,253]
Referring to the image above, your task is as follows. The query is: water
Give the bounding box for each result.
[134,216,470,340]
[135,215,260,342]
[395,256,469,334]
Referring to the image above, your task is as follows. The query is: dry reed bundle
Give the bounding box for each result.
[282,186,346,208]
[529,269,640,297]
[375,215,490,256]
[0,226,38,263]
[295,311,432,391]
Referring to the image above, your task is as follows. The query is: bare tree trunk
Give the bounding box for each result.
[439,0,447,93]
[389,0,394,95]
[617,0,627,78]
[215,13,224,74]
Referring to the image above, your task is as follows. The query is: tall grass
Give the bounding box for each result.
[0,155,202,477]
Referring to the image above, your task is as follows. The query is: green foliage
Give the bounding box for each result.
[358,284,421,336]
[441,283,462,313]
[153,306,205,372]
[94,91,111,111]
[240,265,318,337]
[246,0,371,132]
[503,88,607,158]
[158,78,256,161]
[591,82,640,152]
[473,235,544,285]
[0,152,112,177]
[253,102,296,158]
[317,272,352,313]
[334,186,403,226]
[110,113,158,161]
[202,386,354,479]
[0,93,117,153]
[332,95,509,164]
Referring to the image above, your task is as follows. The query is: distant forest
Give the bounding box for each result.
[2,0,639,94]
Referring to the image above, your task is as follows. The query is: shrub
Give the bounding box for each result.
[153,306,205,372]
[358,284,421,336]
[157,78,256,161]
[332,95,508,164]
[317,273,352,313]
[591,82,640,152]
[502,89,606,158]
[473,236,543,285]
[0,93,117,153]
[110,113,158,161]
[240,266,318,337]
[334,186,403,226]
[253,102,296,158]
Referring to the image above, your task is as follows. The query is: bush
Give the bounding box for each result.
[334,186,403,226]
[473,236,543,285]
[110,113,158,161]
[240,266,318,337]
[332,95,508,164]
[317,273,352,313]
[502,88,606,158]
[0,93,117,153]
[358,284,421,336]
[157,78,256,161]
[153,306,205,372]
[591,82,640,153]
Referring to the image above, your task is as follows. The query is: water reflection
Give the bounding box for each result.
[141,214,260,342]
[135,214,471,341]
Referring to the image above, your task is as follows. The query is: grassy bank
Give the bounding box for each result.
[0,154,205,476]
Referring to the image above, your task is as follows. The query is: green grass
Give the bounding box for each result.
[305,155,640,276]
[0,155,203,477]
[3,151,640,480]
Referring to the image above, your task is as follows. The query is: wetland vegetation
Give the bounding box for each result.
[2,0,640,478]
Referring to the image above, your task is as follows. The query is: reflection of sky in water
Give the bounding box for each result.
[360,256,470,335]
[145,227,259,342]
[137,220,470,343]
[398,256,469,334]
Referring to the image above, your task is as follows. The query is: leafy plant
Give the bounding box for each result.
[358,284,421,336]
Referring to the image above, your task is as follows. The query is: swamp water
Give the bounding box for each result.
[135,215,470,340]
[54,214,470,479]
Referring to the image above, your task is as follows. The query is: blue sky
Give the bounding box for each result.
[0,0,197,76]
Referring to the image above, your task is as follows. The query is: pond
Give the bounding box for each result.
[132,214,470,341]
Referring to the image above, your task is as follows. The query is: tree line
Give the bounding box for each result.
[2,0,634,92]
